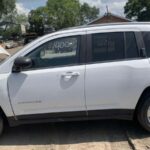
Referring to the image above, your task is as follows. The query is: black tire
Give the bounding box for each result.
[137,97,150,132]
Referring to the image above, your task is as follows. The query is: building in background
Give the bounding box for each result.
[88,12,132,25]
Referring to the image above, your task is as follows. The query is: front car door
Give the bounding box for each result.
[8,34,86,120]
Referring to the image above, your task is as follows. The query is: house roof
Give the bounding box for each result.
[88,12,132,25]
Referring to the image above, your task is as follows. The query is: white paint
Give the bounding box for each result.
[0,23,150,118]
[8,66,86,116]
[85,59,150,110]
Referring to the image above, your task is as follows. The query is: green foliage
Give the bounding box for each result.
[2,26,21,38]
[0,0,28,39]
[1,14,28,39]
[28,7,46,35]
[46,0,81,30]
[28,0,99,34]
[0,0,16,19]
[124,0,150,21]
[15,14,28,25]
[80,3,99,25]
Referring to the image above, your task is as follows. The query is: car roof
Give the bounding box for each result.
[36,22,150,41]
[61,22,150,32]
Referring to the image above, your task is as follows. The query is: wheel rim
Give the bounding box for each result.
[148,106,150,123]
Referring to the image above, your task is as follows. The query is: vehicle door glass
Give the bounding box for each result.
[92,32,124,62]
[142,32,150,57]
[26,36,80,69]
[125,32,139,59]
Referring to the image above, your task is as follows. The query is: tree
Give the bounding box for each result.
[124,0,150,21]
[46,0,81,30]
[80,3,99,25]
[0,0,28,39]
[28,7,46,35]
[15,14,28,25]
[28,0,99,33]
[2,25,21,39]
[1,11,28,38]
[0,0,16,19]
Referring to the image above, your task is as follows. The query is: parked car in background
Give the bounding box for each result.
[0,23,150,135]
[5,41,18,49]
[24,33,38,45]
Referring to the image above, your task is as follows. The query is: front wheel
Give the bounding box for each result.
[137,97,150,132]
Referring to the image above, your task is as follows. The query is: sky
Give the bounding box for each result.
[16,0,128,17]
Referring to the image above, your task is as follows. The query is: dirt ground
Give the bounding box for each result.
[0,46,150,150]
[0,120,149,150]
[7,46,24,55]
[0,46,23,61]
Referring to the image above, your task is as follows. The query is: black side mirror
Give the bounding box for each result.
[12,57,32,73]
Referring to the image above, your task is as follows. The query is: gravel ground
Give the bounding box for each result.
[0,46,150,150]
[7,46,24,55]
[0,120,149,150]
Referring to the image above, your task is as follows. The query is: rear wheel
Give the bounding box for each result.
[137,97,150,132]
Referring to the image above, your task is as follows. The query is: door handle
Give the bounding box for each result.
[61,72,80,79]
[70,72,80,76]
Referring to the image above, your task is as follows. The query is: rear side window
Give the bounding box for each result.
[92,32,125,62]
[125,32,139,58]
[142,32,150,57]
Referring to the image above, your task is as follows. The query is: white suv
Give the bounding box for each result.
[0,22,150,134]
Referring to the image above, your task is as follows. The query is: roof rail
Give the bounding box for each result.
[60,22,150,31]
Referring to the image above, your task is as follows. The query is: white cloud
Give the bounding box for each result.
[80,0,102,8]
[106,1,127,16]
[79,0,127,16]
[16,3,30,16]
[16,0,127,17]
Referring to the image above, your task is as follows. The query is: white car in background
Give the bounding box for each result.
[5,41,18,49]
[0,23,150,135]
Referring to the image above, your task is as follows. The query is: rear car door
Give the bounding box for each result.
[85,30,149,118]
[142,32,150,62]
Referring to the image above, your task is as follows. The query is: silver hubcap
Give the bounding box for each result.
[148,106,150,123]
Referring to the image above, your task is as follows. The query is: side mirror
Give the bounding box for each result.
[12,57,32,73]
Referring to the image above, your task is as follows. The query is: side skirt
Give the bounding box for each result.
[7,109,134,127]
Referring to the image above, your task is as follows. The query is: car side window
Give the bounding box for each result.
[142,32,150,57]
[26,36,80,69]
[92,32,125,62]
[125,32,139,59]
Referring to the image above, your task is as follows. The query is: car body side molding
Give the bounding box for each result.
[7,109,134,126]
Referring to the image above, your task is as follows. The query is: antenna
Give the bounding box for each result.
[106,5,109,14]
